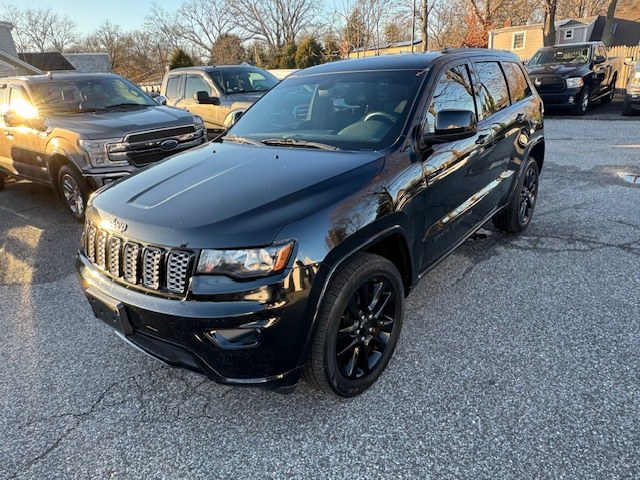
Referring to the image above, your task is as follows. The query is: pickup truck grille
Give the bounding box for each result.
[532,76,565,93]
[107,125,206,167]
[84,222,195,295]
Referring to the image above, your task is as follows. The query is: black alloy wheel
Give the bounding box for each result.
[305,253,404,397]
[574,86,590,115]
[602,77,616,104]
[493,156,539,233]
[58,164,90,222]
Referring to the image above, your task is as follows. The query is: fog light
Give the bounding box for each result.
[206,328,260,348]
[568,96,574,103]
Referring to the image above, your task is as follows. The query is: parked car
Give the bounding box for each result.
[76,50,545,396]
[0,72,207,220]
[160,65,278,139]
[526,41,620,115]
[622,57,640,116]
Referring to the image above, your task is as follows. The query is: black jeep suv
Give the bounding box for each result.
[76,50,544,397]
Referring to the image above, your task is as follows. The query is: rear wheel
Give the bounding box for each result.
[58,164,90,222]
[573,86,590,115]
[601,76,616,104]
[493,157,539,234]
[305,253,404,397]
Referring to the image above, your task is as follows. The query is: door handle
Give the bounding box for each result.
[475,134,490,145]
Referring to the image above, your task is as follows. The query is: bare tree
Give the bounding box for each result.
[230,0,320,50]
[543,0,557,46]
[81,21,132,72]
[0,4,78,52]
[601,0,618,46]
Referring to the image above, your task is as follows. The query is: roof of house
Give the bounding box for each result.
[0,49,42,75]
[18,52,75,72]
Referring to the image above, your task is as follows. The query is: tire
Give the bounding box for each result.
[573,86,590,115]
[0,173,5,191]
[305,253,405,397]
[58,164,90,222]
[622,96,634,116]
[601,76,616,104]
[493,157,539,234]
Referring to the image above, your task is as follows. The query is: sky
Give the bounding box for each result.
[6,0,185,33]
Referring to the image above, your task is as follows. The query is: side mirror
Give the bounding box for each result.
[155,95,167,106]
[195,91,221,105]
[624,56,637,66]
[431,110,477,142]
[594,55,606,64]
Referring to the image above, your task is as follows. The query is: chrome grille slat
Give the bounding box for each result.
[166,251,192,293]
[108,237,122,276]
[142,247,162,289]
[123,242,140,284]
[95,230,107,268]
[84,222,193,295]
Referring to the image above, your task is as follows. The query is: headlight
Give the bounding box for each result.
[631,71,640,87]
[194,115,206,135]
[566,77,584,88]
[197,241,294,279]
[79,138,126,167]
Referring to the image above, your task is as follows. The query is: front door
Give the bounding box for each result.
[2,85,47,182]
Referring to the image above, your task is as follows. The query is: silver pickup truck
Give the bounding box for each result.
[0,72,207,220]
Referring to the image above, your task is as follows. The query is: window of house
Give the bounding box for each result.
[512,32,525,50]
[424,64,476,134]
[564,29,574,40]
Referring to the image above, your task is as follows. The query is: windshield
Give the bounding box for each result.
[207,67,278,95]
[31,77,156,113]
[528,46,592,66]
[227,70,423,151]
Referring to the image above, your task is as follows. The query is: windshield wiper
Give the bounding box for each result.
[221,135,264,147]
[104,103,148,109]
[261,138,339,150]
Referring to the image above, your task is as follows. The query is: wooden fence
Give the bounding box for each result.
[607,45,639,91]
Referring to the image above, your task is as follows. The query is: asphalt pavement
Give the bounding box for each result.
[0,112,639,479]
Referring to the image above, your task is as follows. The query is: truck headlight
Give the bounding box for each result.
[79,138,127,167]
[194,115,206,136]
[566,77,584,89]
[631,71,640,87]
[197,241,294,279]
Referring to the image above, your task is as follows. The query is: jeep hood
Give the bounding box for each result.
[88,142,384,248]
[47,106,196,139]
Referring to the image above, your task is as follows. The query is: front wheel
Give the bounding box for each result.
[305,253,405,397]
[493,157,539,233]
[58,164,90,222]
[622,96,634,116]
[573,86,590,115]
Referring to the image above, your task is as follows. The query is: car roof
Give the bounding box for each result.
[1,72,123,84]
[292,49,521,77]
[168,65,267,73]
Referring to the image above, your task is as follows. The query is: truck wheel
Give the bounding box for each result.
[622,96,634,116]
[58,164,90,222]
[305,253,404,397]
[573,86,590,115]
[493,157,539,234]
[602,77,616,104]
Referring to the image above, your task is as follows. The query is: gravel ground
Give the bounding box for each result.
[0,114,639,479]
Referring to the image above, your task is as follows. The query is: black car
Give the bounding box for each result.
[76,50,545,397]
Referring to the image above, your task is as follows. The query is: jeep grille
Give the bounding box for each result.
[84,222,195,295]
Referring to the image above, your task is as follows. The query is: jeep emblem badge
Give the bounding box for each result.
[160,139,179,151]
[109,217,128,233]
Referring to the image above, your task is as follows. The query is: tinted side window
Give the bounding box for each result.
[473,62,510,120]
[425,65,475,134]
[502,62,532,102]
[166,75,181,98]
[185,75,210,100]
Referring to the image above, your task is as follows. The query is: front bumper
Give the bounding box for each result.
[538,87,583,108]
[624,91,640,111]
[76,252,319,391]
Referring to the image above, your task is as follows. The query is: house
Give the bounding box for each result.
[348,40,423,59]
[0,21,42,77]
[489,16,640,59]
[63,53,110,73]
